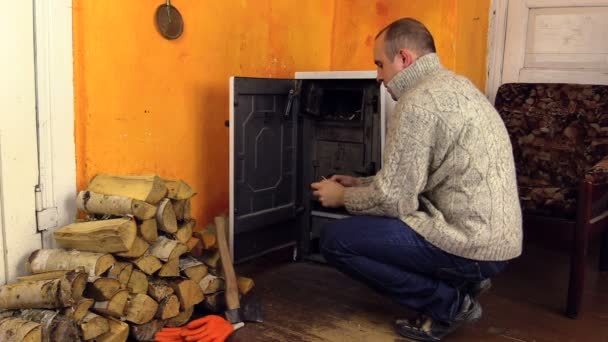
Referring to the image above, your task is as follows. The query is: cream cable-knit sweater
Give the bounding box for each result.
[344,53,522,261]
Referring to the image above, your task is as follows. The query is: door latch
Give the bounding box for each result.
[285,89,295,118]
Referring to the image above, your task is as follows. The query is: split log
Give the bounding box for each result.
[172,199,192,221]
[147,280,174,302]
[80,312,109,340]
[107,262,133,286]
[27,249,115,277]
[138,219,158,243]
[149,236,187,262]
[88,174,167,205]
[164,179,195,200]
[53,218,137,253]
[179,256,208,283]
[169,279,204,310]
[157,258,180,277]
[66,271,88,301]
[193,230,217,250]
[84,277,122,301]
[201,292,225,313]
[76,190,157,220]
[200,249,220,269]
[174,220,194,244]
[92,289,128,318]
[165,307,193,327]
[130,320,166,341]
[127,270,148,294]
[0,272,86,309]
[15,270,87,301]
[199,274,225,295]
[156,294,180,320]
[132,255,162,275]
[17,269,84,282]
[125,294,158,325]
[156,199,178,233]
[18,309,79,342]
[185,237,202,252]
[115,237,149,259]
[237,276,255,295]
[0,317,41,342]
[94,317,129,342]
[63,298,94,322]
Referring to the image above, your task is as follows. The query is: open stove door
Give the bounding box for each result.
[229,77,299,262]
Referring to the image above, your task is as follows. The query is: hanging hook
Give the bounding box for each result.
[166,0,172,23]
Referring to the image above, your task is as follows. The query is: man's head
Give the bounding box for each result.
[374,18,436,99]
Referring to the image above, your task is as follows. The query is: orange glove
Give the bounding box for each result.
[180,315,234,342]
[155,327,185,342]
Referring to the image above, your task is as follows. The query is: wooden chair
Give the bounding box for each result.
[495,83,608,318]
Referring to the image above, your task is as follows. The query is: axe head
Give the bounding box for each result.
[224,296,263,323]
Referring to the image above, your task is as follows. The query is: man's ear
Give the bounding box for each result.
[397,48,415,69]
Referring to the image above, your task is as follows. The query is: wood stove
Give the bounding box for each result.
[229,71,395,263]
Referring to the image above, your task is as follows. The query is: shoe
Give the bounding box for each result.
[395,295,482,341]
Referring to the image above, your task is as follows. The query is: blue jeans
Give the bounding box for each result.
[320,216,508,322]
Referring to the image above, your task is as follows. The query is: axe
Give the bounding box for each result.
[214,216,262,325]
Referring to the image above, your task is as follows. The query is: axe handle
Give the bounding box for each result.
[215,216,240,311]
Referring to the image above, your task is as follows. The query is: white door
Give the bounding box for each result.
[487,0,608,100]
[0,0,43,283]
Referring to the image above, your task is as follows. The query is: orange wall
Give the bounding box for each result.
[73,0,490,227]
[330,0,490,89]
[73,0,334,226]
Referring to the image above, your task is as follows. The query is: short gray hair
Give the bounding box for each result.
[376,18,436,58]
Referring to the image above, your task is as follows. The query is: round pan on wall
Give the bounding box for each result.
[155,1,183,40]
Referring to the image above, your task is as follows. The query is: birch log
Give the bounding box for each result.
[138,219,158,243]
[156,199,178,233]
[157,258,180,277]
[84,277,122,301]
[76,191,157,220]
[27,249,115,277]
[115,237,149,259]
[0,272,86,309]
[94,317,129,342]
[53,218,137,253]
[125,294,158,325]
[174,220,194,244]
[130,320,165,341]
[149,236,187,262]
[164,179,195,200]
[179,256,208,283]
[107,262,133,286]
[169,279,204,310]
[165,307,194,327]
[0,317,41,342]
[18,309,79,342]
[92,289,129,318]
[127,270,148,294]
[147,279,174,301]
[87,174,167,205]
[80,312,109,340]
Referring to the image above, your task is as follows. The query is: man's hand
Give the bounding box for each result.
[329,174,361,187]
[311,179,345,208]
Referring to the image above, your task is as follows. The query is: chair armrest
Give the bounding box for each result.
[586,156,608,184]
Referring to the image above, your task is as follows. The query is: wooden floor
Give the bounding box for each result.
[230,241,608,342]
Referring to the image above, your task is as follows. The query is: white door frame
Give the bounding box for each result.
[486,0,509,104]
[0,0,42,283]
[33,0,77,249]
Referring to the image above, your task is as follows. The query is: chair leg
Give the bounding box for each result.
[566,224,589,319]
[600,231,608,272]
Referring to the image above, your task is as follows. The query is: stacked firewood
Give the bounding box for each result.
[0,174,253,341]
